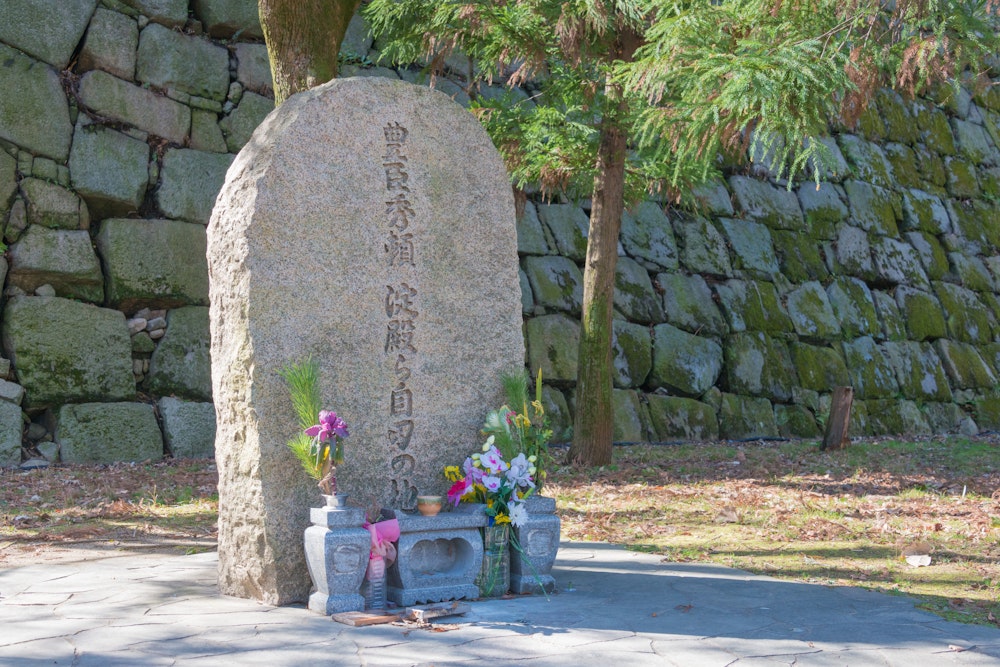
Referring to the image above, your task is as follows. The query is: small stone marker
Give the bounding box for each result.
[208,77,524,605]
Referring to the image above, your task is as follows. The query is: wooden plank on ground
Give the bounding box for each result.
[331,610,401,626]
[405,601,471,623]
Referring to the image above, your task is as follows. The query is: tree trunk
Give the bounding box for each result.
[259,0,361,106]
[567,31,640,466]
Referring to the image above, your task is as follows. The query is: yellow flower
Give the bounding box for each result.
[443,465,462,482]
[515,414,531,429]
[531,399,545,416]
[495,513,511,524]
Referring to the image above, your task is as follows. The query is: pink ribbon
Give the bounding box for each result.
[363,518,400,580]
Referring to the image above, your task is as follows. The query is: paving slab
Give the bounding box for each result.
[1,542,999,666]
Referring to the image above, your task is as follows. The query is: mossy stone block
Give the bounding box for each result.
[621,201,678,270]
[914,144,948,188]
[951,118,1000,165]
[865,399,930,435]
[974,396,1000,430]
[21,178,88,230]
[871,236,929,289]
[684,180,734,217]
[727,176,804,230]
[772,230,830,283]
[612,389,651,443]
[901,189,950,234]
[786,281,841,340]
[945,157,980,198]
[160,397,216,458]
[57,402,162,464]
[949,252,996,292]
[517,201,551,256]
[157,148,235,225]
[649,323,723,396]
[856,105,886,142]
[883,143,922,188]
[933,339,997,389]
[844,180,899,236]
[903,231,950,281]
[789,342,849,392]
[895,286,947,341]
[797,182,846,239]
[614,257,663,324]
[1,296,134,408]
[145,306,211,400]
[719,393,778,440]
[724,332,797,402]
[872,290,908,342]
[834,224,876,281]
[837,135,894,188]
[68,120,150,219]
[827,275,880,342]
[7,227,104,303]
[136,23,230,101]
[539,385,572,443]
[676,215,732,277]
[933,281,994,344]
[922,402,963,434]
[220,92,274,153]
[715,280,793,335]
[519,269,533,314]
[536,203,588,262]
[523,255,583,315]
[646,395,719,442]
[0,44,74,162]
[719,218,779,276]
[841,336,899,399]
[526,314,580,383]
[612,320,652,389]
[96,218,210,312]
[775,404,820,438]
[882,341,953,401]
[658,273,728,336]
[916,105,957,155]
[878,90,919,145]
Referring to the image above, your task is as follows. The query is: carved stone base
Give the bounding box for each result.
[304,506,370,614]
[510,495,560,594]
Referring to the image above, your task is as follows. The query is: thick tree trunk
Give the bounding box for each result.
[259,0,361,106]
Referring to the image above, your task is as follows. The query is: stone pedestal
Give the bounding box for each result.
[510,495,560,594]
[385,504,486,606]
[304,506,369,614]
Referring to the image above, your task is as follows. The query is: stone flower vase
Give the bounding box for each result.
[476,522,511,598]
[509,495,560,594]
[303,505,369,614]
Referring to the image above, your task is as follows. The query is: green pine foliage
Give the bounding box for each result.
[278,358,324,483]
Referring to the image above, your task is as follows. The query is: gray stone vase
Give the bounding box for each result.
[509,495,560,594]
[303,505,370,614]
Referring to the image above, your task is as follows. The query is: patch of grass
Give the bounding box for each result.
[549,434,1000,627]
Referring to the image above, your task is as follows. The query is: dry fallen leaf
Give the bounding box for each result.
[715,507,739,523]
[905,554,932,567]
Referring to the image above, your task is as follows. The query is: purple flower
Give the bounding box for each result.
[506,453,535,488]
[447,478,472,506]
[304,410,349,442]
[480,446,508,474]
[481,476,503,493]
[463,456,484,483]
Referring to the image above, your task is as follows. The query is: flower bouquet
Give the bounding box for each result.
[280,358,350,505]
[445,435,536,596]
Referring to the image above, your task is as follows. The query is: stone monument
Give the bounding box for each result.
[208,77,524,605]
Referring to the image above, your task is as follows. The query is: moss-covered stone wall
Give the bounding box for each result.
[1,2,998,465]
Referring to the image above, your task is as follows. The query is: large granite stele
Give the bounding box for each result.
[208,77,524,605]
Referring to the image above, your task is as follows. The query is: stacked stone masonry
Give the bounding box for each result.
[1,1,999,464]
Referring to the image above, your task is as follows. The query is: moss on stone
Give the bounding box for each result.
[774,404,820,438]
[916,106,957,155]
[904,231,950,280]
[724,332,797,401]
[883,143,922,188]
[772,230,830,283]
[612,320,652,388]
[789,342,849,392]
[796,182,846,239]
[646,394,719,441]
[974,396,1000,430]
[913,144,947,188]
[719,393,778,439]
[878,90,919,145]
[715,280,794,335]
[841,336,900,399]
[933,281,994,344]
[881,341,953,402]
[895,286,947,341]
[658,273,729,336]
[786,281,841,340]
[865,399,930,435]
[826,277,881,339]
[945,157,980,198]
[872,290,908,341]
[649,323,723,396]
[933,339,997,389]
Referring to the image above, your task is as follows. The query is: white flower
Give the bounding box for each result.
[509,501,528,527]
[482,435,495,452]
[506,453,535,488]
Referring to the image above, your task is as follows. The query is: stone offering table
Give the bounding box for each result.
[510,495,560,594]
[384,505,486,606]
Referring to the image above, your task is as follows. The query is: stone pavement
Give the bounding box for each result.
[2,541,1000,666]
